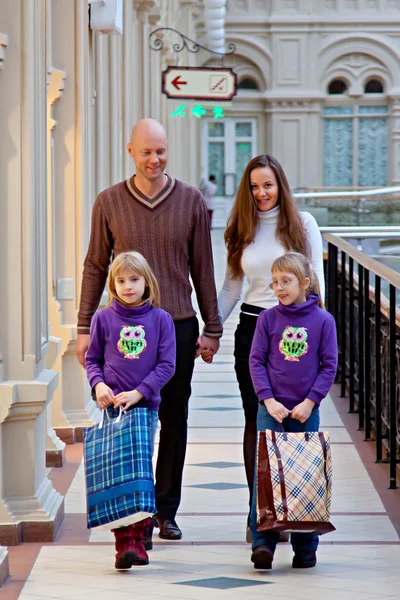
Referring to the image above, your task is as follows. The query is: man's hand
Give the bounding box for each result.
[196,335,220,363]
[114,390,143,412]
[76,334,90,368]
[290,399,316,424]
[95,382,115,409]
[263,398,291,424]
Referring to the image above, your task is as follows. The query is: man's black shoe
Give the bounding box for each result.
[154,515,182,540]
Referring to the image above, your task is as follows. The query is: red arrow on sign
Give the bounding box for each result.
[171,75,187,90]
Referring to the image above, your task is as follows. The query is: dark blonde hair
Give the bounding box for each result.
[225,155,309,278]
[272,252,324,309]
[107,251,160,307]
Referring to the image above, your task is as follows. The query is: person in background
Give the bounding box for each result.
[77,119,222,544]
[211,155,324,542]
[85,251,176,570]
[200,174,217,228]
[249,251,337,570]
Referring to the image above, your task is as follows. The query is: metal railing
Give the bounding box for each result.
[294,186,400,228]
[325,233,399,489]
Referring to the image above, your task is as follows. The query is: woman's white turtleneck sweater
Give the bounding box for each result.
[218,207,325,323]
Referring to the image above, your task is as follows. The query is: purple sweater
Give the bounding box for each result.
[249,295,338,410]
[86,299,176,412]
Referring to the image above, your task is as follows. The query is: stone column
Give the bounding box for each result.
[0,546,9,587]
[46,0,99,445]
[45,66,67,467]
[149,6,162,122]
[110,34,123,185]
[0,0,64,544]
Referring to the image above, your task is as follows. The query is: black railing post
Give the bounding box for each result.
[358,264,365,429]
[327,243,332,314]
[349,257,355,413]
[340,250,347,397]
[364,268,372,440]
[333,245,339,324]
[375,275,382,462]
[389,284,398,489]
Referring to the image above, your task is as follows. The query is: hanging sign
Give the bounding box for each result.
[162,67,237,102]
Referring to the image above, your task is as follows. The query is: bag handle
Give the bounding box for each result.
[98,406,123,429]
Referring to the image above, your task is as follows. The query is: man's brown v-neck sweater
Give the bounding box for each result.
[77,175,222,338]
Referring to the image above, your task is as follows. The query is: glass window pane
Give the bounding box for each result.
[358,117,388,186]
[359,106,388,115]
[208,122,224,137]
[323,106,353,116]
[236,122,252,137]
[208,142,225,195]
[323,117,353,187]
[235,142,253,190]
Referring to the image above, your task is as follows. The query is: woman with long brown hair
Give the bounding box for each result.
[217,155,324,541]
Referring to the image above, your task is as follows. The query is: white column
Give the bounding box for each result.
[0,0,63,543]
[0,546,9,587]
[46,66,67,466]
[95,32,111,192]
[110,34,123,184]
[47,0,99,444]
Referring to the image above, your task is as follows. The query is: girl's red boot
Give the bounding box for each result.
[130,520,150,565]
[112,525,139,570]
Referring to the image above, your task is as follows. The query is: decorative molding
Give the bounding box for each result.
[47,68,66,131]
[0,33,9,70]
[134,0,156,13]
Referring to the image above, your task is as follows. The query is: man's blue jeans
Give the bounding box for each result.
[250,402,320,554]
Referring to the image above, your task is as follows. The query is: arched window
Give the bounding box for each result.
[237,77,259,91]
[365,79,384,94]
[328,79,348,95]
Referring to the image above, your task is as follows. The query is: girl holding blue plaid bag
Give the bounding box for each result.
[249,252,338,570]
[85,251,176,570]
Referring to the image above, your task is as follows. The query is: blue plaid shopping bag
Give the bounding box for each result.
[84,407,156,529]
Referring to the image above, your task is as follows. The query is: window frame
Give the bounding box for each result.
[323,92,389,187]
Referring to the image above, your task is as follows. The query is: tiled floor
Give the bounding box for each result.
[7,229,400,598]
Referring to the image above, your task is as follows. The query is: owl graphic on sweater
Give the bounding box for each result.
[279,326,308,362]
[117,325,147,359]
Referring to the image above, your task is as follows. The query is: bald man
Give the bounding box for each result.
[77,119,222,543]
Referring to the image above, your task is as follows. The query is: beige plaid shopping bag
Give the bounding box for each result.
[256,430,335,535]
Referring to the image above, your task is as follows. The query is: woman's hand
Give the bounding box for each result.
[95,382,115,409]
[114,390,143,412]
[263,398,290,424]
[290,399,316,424]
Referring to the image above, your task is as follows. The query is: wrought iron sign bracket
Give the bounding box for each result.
[149,28,236,62]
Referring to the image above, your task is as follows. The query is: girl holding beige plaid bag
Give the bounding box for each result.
[249,252,338,570]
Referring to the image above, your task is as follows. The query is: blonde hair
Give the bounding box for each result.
[107,251,160,307]
[272,252,324,309]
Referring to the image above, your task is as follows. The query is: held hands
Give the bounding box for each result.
[113,390,143,412]
[263,398,290,424]
[290,399,316,424]
[196,335,220,364]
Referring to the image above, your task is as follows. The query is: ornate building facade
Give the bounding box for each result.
[200,0,400,225]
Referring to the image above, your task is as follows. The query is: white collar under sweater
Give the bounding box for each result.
[217,207,325,322]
